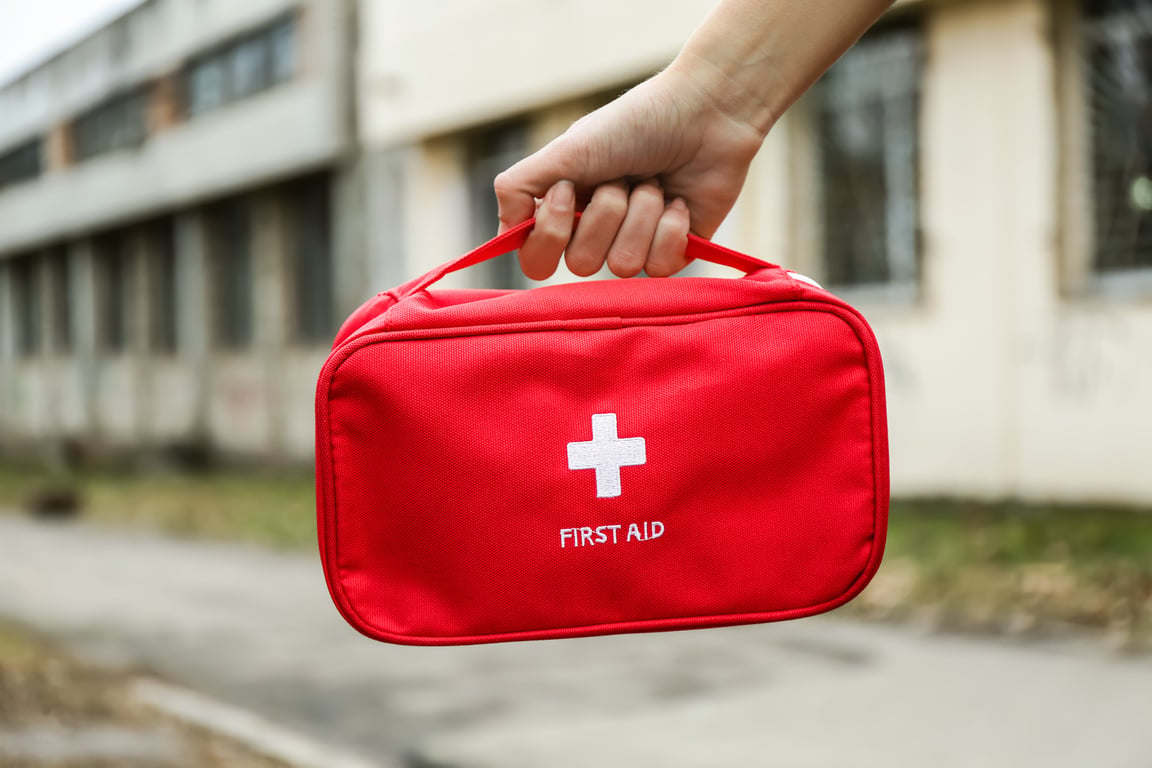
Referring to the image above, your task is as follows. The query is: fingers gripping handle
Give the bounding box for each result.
[405,214,777,296]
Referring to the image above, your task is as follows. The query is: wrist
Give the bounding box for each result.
[663,48,781,140]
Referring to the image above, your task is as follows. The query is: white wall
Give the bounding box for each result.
[358,0,716,147]
[755,0,1152,502]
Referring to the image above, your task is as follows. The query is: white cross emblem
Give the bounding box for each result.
[567,414,647,498]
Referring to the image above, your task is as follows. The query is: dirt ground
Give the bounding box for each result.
[0,623,291,768]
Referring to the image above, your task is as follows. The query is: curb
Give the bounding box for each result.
[132,679,395,768]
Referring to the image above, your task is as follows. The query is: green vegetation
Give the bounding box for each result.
[0,464,316,550]
[855,500,1152,649]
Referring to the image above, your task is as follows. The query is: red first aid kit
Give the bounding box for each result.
[315,219,888,646]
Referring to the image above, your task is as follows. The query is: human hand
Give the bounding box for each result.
[494,63,767,280]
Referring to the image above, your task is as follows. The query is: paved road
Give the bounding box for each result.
[0,514,1149,767]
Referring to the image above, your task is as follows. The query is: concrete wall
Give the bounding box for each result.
[749,0,1152,503]
[0,196,326,462]
[0,0,351,463]
[358,0,715,147]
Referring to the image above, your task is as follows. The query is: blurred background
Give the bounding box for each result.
[0,0,1150,766]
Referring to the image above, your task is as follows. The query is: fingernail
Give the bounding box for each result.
[552,180,575,212]
[670,197,687,211]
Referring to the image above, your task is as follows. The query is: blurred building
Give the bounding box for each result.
[2,0,1151,503]
[358,0,1152,504]
[0,0,360,462]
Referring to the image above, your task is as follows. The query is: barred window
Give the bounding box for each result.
[73,89,149,161]
[467,122,528,289]
[288,176,335,344]
[206,198,254,349]
[814,24,922,288]
[0,139,41,189]
[1083,0,1152,271]
[185,16,297,118]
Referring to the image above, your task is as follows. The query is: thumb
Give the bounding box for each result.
[494,137,583,234]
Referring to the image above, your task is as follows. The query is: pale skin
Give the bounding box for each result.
[495,0,896,280]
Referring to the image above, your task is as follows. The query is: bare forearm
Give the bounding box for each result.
[669,0,896,137]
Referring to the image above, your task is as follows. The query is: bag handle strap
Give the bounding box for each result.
[404,213,777,296]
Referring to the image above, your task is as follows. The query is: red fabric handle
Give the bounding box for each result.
[406,214,777,295]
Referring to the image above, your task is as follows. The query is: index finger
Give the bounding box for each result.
[494,164,541,234]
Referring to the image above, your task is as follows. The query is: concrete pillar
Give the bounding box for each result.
[34,251,61,440]
[71,240,98,441]
[335,159,376,317]
[253,190,288,456]
[174,210,210,439]
[128,228,150,444]
[0,264,13,444]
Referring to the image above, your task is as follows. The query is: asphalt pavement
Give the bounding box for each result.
[0,514,1148,767]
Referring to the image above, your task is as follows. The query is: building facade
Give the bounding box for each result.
[3,0,1151,503]
[357,0,1152,504]
[0,0,361,462]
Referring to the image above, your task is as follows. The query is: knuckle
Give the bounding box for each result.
[538,217,572,244]
[596,189,629,220]
[631,189,665,213]
[493,170,515,196]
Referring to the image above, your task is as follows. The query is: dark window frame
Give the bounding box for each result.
[183,14,297,119]
[12,256,42,358]
[0,138,42,189]
[812,20,924,291]
[72,88,151,162]
[287,175,335,345]
[95,231,134,354]
[206,197,254,350]
[146,217,179,354]
[48,247,72,355]
[1081,0,1152,273]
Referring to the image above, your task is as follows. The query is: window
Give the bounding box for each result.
[96,232,134,353]
[184,16,297,118]
[288,176,334,343]
[12,257,42,358]
[73,89,150,161]
[467,122,529,289]
[206,198,253,349]
[186,57,226,115]
[48,247,72,354]
[147,218,178,353]
[0,139,41,189]
[269,18,296,83]
[1082,0,1152,271]
[230,37,270,99]
[814,23,922,288]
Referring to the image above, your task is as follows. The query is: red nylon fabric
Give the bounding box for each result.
[316,224,889,646]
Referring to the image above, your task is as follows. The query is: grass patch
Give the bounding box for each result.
[855,500,1152,649]
[0,464,316,550]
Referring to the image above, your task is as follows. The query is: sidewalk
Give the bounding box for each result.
[0,514,1149,767]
